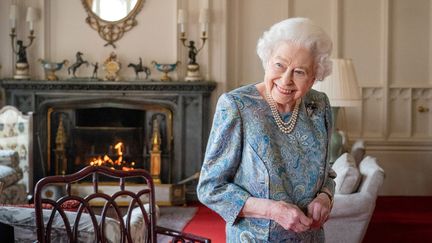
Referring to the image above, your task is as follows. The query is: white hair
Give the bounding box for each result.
[256,17,333,81]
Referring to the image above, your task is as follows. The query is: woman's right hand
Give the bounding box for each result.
[269,200,313,233]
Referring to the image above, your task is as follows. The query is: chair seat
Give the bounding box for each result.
[0,206,120,242]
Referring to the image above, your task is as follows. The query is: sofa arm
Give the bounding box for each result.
[329,192,376,220]
[0,150,19,168]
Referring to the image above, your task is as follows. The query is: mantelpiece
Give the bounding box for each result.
[0,79,216,199]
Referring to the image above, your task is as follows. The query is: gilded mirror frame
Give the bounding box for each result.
[80,0,145,48]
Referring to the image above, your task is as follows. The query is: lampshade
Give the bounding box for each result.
[177,9,187,24]
[9,5,17,21]
[26,7,37,22]
[199,9,209,24]
[313,58,361,107]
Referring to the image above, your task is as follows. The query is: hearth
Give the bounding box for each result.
[0,80,216,198]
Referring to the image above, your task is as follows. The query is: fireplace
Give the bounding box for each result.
[48,102,172,183]
[0,80,216,198]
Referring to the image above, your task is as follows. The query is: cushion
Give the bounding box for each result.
[0,150,19,168]
[0,165,23,187]
[0,184,27,204]
[124,204,160,243]
[332,153,361,194]
[351,140,366,166]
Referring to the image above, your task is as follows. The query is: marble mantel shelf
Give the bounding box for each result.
[0,79,217,92]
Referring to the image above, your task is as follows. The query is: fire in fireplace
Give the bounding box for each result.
[88,142,136,171]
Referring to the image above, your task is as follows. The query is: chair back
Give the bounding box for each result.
[0,105,33,193]
[34,165,157,243]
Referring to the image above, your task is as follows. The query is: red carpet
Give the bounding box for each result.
[363,196,432,242]
[183,203,225,243]
[184,197,432,242]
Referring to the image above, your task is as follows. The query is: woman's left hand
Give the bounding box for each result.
[307,193,332,229]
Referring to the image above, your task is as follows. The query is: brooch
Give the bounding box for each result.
[306,101,318,117]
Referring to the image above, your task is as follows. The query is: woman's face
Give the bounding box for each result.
[264,41,316,108]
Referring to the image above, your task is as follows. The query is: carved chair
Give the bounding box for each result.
[34,165,210,243]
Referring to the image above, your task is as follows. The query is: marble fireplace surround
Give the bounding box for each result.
[0,80,216,198]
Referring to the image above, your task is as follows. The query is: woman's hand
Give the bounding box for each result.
[269,200,313,233]
[240,197,312,233]
[307,192,332,229]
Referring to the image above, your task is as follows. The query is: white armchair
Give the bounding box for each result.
[324,155,385,243]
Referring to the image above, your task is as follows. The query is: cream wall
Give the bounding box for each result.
[1,0,431,195]
[48,0,177,80]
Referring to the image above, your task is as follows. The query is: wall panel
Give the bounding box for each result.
[292,0,331,34]
[362,88,385,138]
[228,0,289,88]
[412,89,431,137]
[370,150,432,196]
[389,0,430,86]
[389,88,411,138]
[342,0,382,87]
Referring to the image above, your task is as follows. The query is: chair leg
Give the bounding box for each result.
[0,221,14,243]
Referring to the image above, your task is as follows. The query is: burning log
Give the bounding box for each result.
[89,142,135,171]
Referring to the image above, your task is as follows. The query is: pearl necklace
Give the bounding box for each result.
[265,91,301,134]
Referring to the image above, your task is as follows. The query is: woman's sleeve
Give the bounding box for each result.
[197,93,251,225]
[322,94,336,195]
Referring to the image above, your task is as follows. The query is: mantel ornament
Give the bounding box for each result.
[177,8,209,81]
[39,59,68,81]
[80,0,145,48]
[128,57,151,80]
[68,51,89,78]
[9,5,38,79]
[152,61,180,82]
[104,52,121,81]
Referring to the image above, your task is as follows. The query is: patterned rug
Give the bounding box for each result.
[157,206,198,242]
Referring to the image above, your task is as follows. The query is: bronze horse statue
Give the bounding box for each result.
[128,57,151,80]
[68,51,89,78]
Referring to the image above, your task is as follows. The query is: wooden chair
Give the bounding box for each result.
[34,165,210,243]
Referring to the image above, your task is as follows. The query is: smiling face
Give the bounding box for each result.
[264,41,316,111]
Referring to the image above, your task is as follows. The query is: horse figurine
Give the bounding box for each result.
[68,51,89,78]
[128,57,151,80]
[39,59,68,80]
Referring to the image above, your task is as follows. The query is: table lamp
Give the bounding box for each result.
[313,58,361,164]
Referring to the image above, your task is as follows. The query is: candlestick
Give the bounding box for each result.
[178,8,209,81]
[10,5,38,79]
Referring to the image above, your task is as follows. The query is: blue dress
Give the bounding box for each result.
[197,84,335,242]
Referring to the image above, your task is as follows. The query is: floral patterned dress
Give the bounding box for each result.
[197,84,335,242]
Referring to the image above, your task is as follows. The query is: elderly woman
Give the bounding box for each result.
[197,18,336,242]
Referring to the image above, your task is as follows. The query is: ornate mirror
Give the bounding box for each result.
[81,0,145,48]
